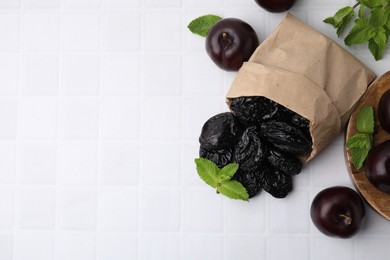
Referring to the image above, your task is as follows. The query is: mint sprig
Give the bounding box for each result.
[346,105,374,170]
[194,158,249,201]
[187,14,222,37]
[324,1,390,60]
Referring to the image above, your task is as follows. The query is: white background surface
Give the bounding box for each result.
[0,0,390,259]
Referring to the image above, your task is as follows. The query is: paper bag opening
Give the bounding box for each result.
[226,13,376,162]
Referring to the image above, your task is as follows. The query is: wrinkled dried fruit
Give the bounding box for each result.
[267,148,303,176]
[261,120,312,155]
[199,112,242,151]
[261,166,293,198]
[199,146,233,168]
[232,167,264,198]
[229,96,280,125]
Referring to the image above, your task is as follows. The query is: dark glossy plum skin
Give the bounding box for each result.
[254,0,297,13]
[205,18,259,71]
[310,187,365,238]
[378,89,390,132]
[366,140,390,194]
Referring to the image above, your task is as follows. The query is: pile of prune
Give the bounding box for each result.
[199,96,312,198]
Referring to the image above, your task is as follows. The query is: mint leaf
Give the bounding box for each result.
[346,133,371,149]
[345,19,376,45]
[187,14,222,37]
[360,0,383,8]
[356,105,375,133]
[219,163,239,182]
[369,7,389,28]
[194,158,220,188]
[369,37,381,60]
[350,147,370,169]
[217,180,249,201]
[359,3,366,18]
[323,17,335,26]
[324,7,355,36]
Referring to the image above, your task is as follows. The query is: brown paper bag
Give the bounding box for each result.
[226,13,376,162]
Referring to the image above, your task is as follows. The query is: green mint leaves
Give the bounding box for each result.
[194,158,249,201]
[346,105,374,170]
[324,1,390,60]
[187,14,222,37]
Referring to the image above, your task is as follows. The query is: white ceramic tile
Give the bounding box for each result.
[15,232,55,260]
[98,233,137,260]
[100,142,139,185]
[184,11,212,52]
[183,53,224,96]
[182,142,204,186]
[225,196,266,233]
[20,98,58,140]
[62,55,100,96]
[225,235,266,260]
[24,0,60,8]
[64,13,100,52]
[59,143,97,186]
[57,189,97,230]
[20,142,57,185]
[0,99,18,139]
[64,0,101,8]
[146,0,181,7]
[144,12,182,52]
[144,55,182,96]
[183,187,223,232]
[103,12,140,52]
[182,97,226,141]
[268,237,309,260]
[60,98,99,140]
[0,0,20,8]
[99,188,138,231]
[0,233,13,260]
[184,234,223,260]
[140,188,180,232]
[102,55,140,95]
[100,97,140,140]
[17,188,55,229]
[0,55,19,95]
[142,143,180,186]
[24,12,60,52]
[0,13,19,51]
[0,142,16,184]
[104,0,139,7]
[57,233,96,260]
[356,238,390,260]
[143,98,181,141]
[311,236,354,260]
[361,206,390,235]
[185,0,222,7]
[139,233,180,260]
[267,190,310,233]
[23,55,59,96]
[0,188,15,229]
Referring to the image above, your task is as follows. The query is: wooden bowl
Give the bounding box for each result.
[345,71,390,221]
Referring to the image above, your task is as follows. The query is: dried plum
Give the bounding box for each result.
[261,166,293,198]
[229,96,280,125]
[199,112,242,151]
[233,126,267,171]
[261,120,312,155]
[199,146,233,168]
[232,167,264,198]
[267,148,302,176]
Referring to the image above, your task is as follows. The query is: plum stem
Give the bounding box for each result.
[339,214,352,225]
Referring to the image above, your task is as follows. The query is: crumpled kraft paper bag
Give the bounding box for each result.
[226,13,376,162]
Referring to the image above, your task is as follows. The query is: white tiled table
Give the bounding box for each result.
[0,0,390,259]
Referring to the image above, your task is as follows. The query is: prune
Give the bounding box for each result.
[232,167,264,198]
[199,146,233,168]
[229,96,280,125]
[366,140,390,194]
[290,114,310,130]
[267,148,302,175]
[199,112,242,151]
[261,166,293,198]
[233,126,267,171]
[205,18,259,71]
[261,120,312,155]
